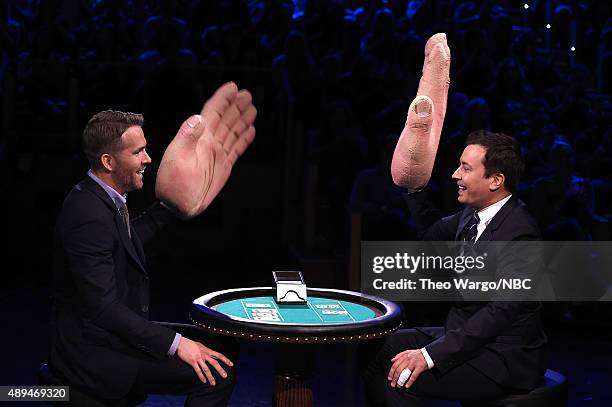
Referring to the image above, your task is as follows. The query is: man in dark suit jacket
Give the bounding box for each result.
[361,131,548,406]
[50,103,254,406]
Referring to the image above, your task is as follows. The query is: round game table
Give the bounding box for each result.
[191,287,403,406]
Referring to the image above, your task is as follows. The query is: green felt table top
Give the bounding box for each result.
[213,296,377,324]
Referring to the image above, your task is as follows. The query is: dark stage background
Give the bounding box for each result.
[1,0,611,406]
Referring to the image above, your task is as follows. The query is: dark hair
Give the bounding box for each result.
[82,110,144,170]
[465,130,524,193]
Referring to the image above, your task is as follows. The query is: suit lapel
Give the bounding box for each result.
[114,212,147,273]
[455,207,476,241]
[131,230,147,269]
[477,196,518,242]
[457,197,517,254]
[81,177,147,274]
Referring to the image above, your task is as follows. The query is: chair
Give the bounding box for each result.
[462,369,568,407]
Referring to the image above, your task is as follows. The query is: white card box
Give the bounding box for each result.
[273,271,307,304]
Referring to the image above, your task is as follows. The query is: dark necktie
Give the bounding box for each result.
[457,209,479,256]
[464,209,480,243]
[119,204,131,239]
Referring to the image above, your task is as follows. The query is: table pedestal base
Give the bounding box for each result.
[273,343,316,407]
[273,375,313,407]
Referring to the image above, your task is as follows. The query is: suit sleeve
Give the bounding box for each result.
[132,201,178,246]
[425,301,533,373]
[61,213,175,356]
[404,189,460,240]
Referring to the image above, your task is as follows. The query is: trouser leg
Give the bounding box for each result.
[360,329,507,407]
[131,334,239,407]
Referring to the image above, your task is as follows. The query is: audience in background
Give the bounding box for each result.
[2,0,611,277]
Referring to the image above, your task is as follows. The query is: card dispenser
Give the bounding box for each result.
[273,271,307,304]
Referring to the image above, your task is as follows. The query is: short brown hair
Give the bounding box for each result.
[465,130,524,193]
[82,110,144,169]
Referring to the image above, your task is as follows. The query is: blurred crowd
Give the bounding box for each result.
[1,0,611,250]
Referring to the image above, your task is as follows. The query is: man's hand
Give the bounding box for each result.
[388,349,429,389]
[176,336,234,385]
[391,33,450,190]
[156,82,257,218]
